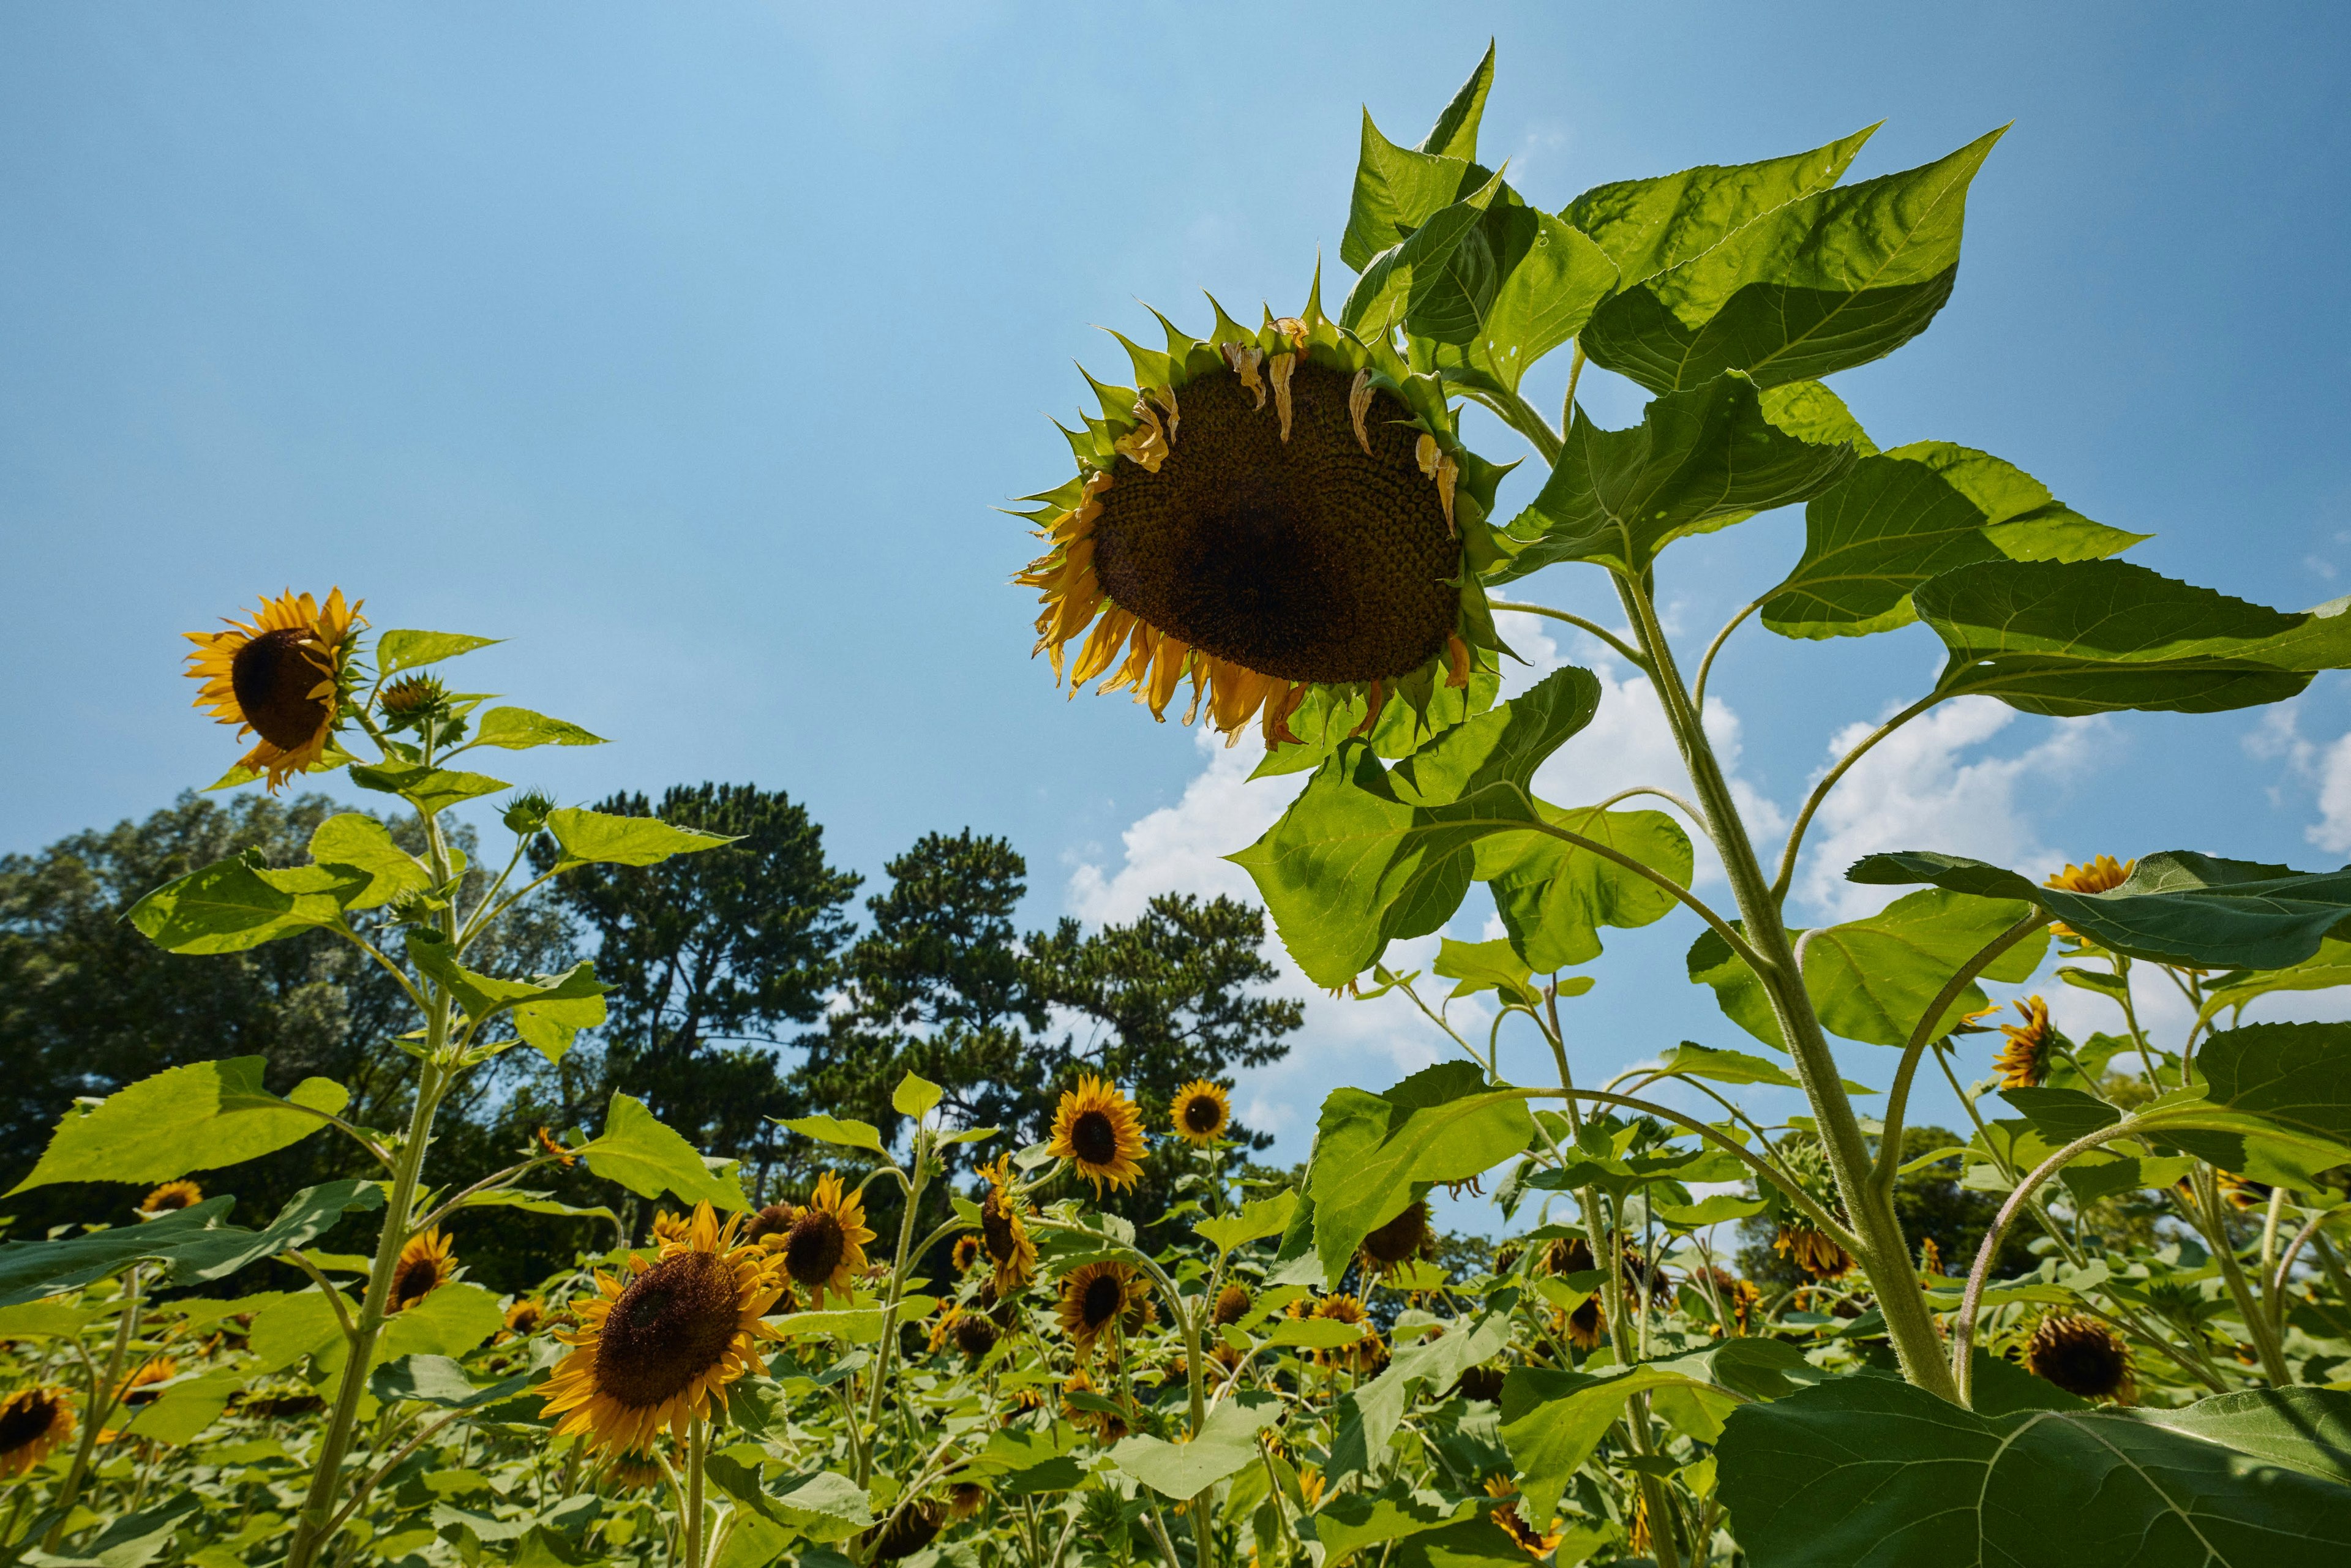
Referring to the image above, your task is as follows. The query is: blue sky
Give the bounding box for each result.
[6,4,2350,1225]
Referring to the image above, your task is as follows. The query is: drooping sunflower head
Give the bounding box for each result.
[1047,1076,1146,1194]
[1993,996,2055,1089]
[1056,1260,1150,1361]
[389,1228,457,1313]
[864,1501,947,1565]
[1170,1081,1232,1146]
[1359,1200,1434,1281]
[1558,1296,1608,1352]
[2025,1313,2132,1400]
[951,1310,1000,1362]
[1212,1283,1253,1327]
[0,1387,74,1480]
[1482,1475,1564,1558]
[1452,1364,1507,1403]
[1017,293,1511,751]
[1772,1223,1853,1281]
[948,1482,988,1523]
[237,1388,324,1419]
[604,1449,671,1492]
[780,1172,876,1308]
[1540,1237,1595,1277]
[539,1201,786,1454]
[744,1203,796,1249]
[182,588,366,790]
[139,1180,203,1218]
[978,1157,1040,1295]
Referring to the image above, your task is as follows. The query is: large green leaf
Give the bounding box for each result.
[403,931,609,1063]
[1340,122,1489,276]
[1914,558,2351,716]
[1494,373,1855,580]
[127,850,354,954]
[1715,1376,2351,1567]
[1196,1191,1298,1258]
[1310,1482,1477,1566]
[0,1199,233,1307]
[467,707,606,751]
[377,1282,504,1364]
[347,760,512,817]
[1477,804,1692,972]
[159,1180,383,1286]
[9,1057,348,1194]
[118,1366,246,1446]
[1417,42,1493,162]
[1760,452,2001,638]
[580,1093,745,1210]
[1327,1311,1513,1477]
[375,629,500,675]
[1563,126,1878,290]
[1309,1065,1534,1285]
[1847,850,2351,971]
[1433,937,1548,1008]
[2201,938,2351,1024]
[306,814,432,910]
[1581,130,2004,393]
[1896,441,2149,562]
[1110,1390,1283,1498]
[2197,1022,2351,1149]
[544,807,736,868]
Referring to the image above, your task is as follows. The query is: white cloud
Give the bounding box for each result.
[2240,703,2351,855]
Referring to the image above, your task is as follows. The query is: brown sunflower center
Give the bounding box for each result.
[979,1193,1018,1261]
[953,1313,999,1359]
[1213,1285,1251,1326]
[0,1393,61,1450]
[390,1257,441,1308]
[1080,1273,1123,1331]
[745,1204,795,1245]
[593,1250,740,1409]
[785,1209,847,1287]
[1069,1109,1119,1168]
[1362,1203,1430,1264]
[2031,1319,2129,1398]
[230,626,334,749]
[1090,364,1460,685]
[148,1190,193,1211]
[1181,1095,1223,1135]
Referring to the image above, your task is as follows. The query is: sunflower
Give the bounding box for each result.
[378,673,448,722]
[182,588,365,790]
[604,1446,673,1491]
[0,1388,74,1479]
[1992,996,2055,1089]
[541,1202,787,1454]
[651,1210,691,1245]
[1918,1237,1944,1277]
[743,1203,795,1248]
[2044,856,2134,939]
[1557,1296,1608,1353]
[777,1172,875,1309]
[1772,1223,1853,1281]
[1017,294,1509,751]
[1310,1293,1381,1373]
[1296,1463,1327,1510]
[951,1310,1000,1362]
[951,1235,984,1275]
[948,1482,988,1523]
[864,1500,947,1565]
[119,1357,179,1409]
[1060,1369,1132,1443]
[1359,1200,1433,1281]
[978,1158,1038,1294]
[1171,1081,1232,1146]
[1212,1283,1253,1327]
[388,1228,457,1312]
[1048,1076,1146,1194]
[1483,1476,1564,1558]
[1452,1364,1507,1403]
[503,1299,546,1337]
[2025,1313,2133,1400]
[139,1180,203,1217]
[1056,1261,1151,1362]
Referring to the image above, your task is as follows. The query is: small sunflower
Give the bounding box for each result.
[119,1357,179,1409]
[865,1500,947,1565]
[1311,1293,1381,1373]
[541,1202,786,1454]
[2044,856,2134,939]
[535,1127,577,1166]
[1060,1368,1132,1442]
[139,1180,203,1218]
[978,1158,1038,1294]
[1772,1223,1853,1281]
[1992,996,2055,1089]
[604,1447,671,1491]
[779,1172,876,1308]
[651,1210,691,1245]
[951,1234,984,1275]
[2025,1313,2133,1400]
[1171,1081,1232,1146]
[1296,1463,1327,1510]
[389,1228,457,1312]
[378,673,448,722]
[1057,1261,1151,1362]
[743,1203,795,1248]
[1918,1237,1944,1277]
[1483,1476,1564,1559]
[0,1387,74,1479]
[182,588,365,790]
[1557,1296,1608,1353]
[1018,294,1509,751]
[504,1299,546,1337]
[952,1310,1001,1362]
[1048,1076,1147,1194]
[1212,1283,1254,1326]
[1358,1200,1434,1281]
[948,1482,988,1523]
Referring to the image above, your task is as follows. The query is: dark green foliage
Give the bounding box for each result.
[1737,1126,2031,1291]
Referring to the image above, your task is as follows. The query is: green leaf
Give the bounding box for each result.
[118,1367,246,1446]
[1400,203,1621,396]
[377,1285,504,1364]
[580,1093,746,1210]
[1417,42,1494,163]
[1715,1376,2351,1567]
[1652,1193,1769,1228]
[545,806,737,868]
[1477,804,1692,972]
[1387,667,1603,806]
[1494,372,1856,580]
[1110,1391,1284,1498]
[306,814,431,910]
[2202,938,2351,1024]
[2199,1022,2351,1149]
[1758,380,1879,454]
[1848,849,2351,971]
[1652,1042,1803,1089]
[1340,109,1490,273]
[348,760,512,817]
[457,1189,620,1225]
[1501,1364,1734,1523]
[776,1115,888,1157]
[1327,1312,1513,1479]
[1581,129,2005,394]
[467,707,607,750]
[1892,441,2148,562]
[375,629,500,675]
[1760,454,2014,639]
[127,850,351,953]
[23,1495,202,1568]
[1386,1519,1532,1568]
[0,1201,235,1307]
[1310,1482,1476,1566]
[370,1354,538,1410]
[0,1299,104,1338]
[1563,126,1878,290]
[158,1180,384,1286]
[891,1071,943,1122]
[1433,937,1545,1008]
[9,1058,348,1194]
[1195,1190,1298,1258]
[404,931,609,1063]
[246,1288,351,1373]
[1914,558,2351,715]
[1267,1318,1371,1349]
[1310,1063,1534,1286]
[1341,167,1510,344]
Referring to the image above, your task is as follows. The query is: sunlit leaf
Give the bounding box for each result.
[8,1058,348,1195]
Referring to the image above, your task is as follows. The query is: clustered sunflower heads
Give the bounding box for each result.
[1016,288,1513,751]
[388,1228,458,1313]
[1060,1368,1133,1442]
[0,1387,75,1480]
[1047,1076,1146,1194]
[978,1156,1038,1294]
[1056,1260,1151,1362]
[744,1202,796,1248]
[1357,1199,1434,1281]
[1993,995,2055,1089]
[779,1172,877,1309]
[1170,1079,1232,1146]
[182,588,366,790]
[540,1201,788,1454]
[138,1179,203,1217]
[2025,1312,2134,1401]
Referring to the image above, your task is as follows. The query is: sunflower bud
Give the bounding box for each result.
[503,789,557,837]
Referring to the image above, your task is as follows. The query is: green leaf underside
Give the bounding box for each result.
[1310,1064,1534,1285]
[1329,1312,1515,1478]
[1111,1391,1283,1497]
[375,629,500,675]
[405,931,608,1063]
[545,806,737,868]
[10,1057,348,1194]
[348,760,512,817]
[127,851,354,955]
[582,1093,746,1210]
[2202,937,2351,1023]
[468,707,607,749]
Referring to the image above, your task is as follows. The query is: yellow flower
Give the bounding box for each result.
[182,588,364,790]
[1060,1368,1132,1442]
[1310,1293,1382,1373]
[389,1228,457,1313]
[1296,1463,1327,1510]
[1482,1476,1564,1558]
[504,1299,546,1337]
[1048,1076,1146,1193]
[603,1447,672,1491]
[539,1201,786,1454]
[2026,1312,2133,1401]
[2045,856,2134,939]
[930,1305,1000,1362]
[1056,1260,1152,1361]
[1171,1081,1232,1146]
[951,1234,984,1275]
[1556,1296,1608,1352]
[1017,296,1504,751]
[978,1157,1038,1295]
[0,1387,75,1479]
[651,1210,690,1245]
[1772,1223,1853,1281]
[100,1358,179,1442]
[1358,1200,1433,1281]
[138,1180,203,1217]
[1993,996,2055,1089]
[744,1202,795,1248]
[777,1172,875,1309]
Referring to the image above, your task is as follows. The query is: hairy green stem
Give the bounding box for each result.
[857,1130,932,1487]
[43,1267,141,1548]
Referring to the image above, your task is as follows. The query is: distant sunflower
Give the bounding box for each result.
[1057,1261,1151,1362]
[1483,1476,1564,1558]
[1212,1283,1253,1326]
[389,1228,456,1312]
[1048,1076,1146,1193]
[604,1448,670,1491]
[1171,1081,1232,1146]
[119,1357,178,1409]
[1358,1201,1433,1281]
[978,1158,1038,1294]
[237,1388,324,1418]
[1060,1368,1131,1443]
[541,1202,786,1454]
[743,1203,795,1248]
[139,1180,203,1217]
[182,588,365,790]
[951,1235,984,1275]
[779,1172,875,1309]
[1558,1297,1608,1353]
[864,1500,947,1565]
[948,1482,987,1523]
[1452,1364,1506,1403]
[0,1387,73,1479]
[503,1299,546,1338]
[931,1306,1000,1362]
[1311,1293,1381,1373]
[1016,295,1506,750]
[1772,1223,1852,1281]
[1992,996,2055,1089]
[2025,1313,2132,1400]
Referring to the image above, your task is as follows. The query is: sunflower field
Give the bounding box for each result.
[10,42,2351,1568]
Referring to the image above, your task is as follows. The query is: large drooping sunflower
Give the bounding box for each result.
[2025,1313,2132,1400]
[0,1387,74,1479]
[541,1202,786,1454]
[388,1228,457,1312]
[182,589,365,790]
[1016,293,1510,750]
[978,1157,1038,1294]
[139,1180,203,1217]
[1170,1081,1232,1147]
[1056,1261,1152,1362]
[1048,1076,1146,1194]
[778,1172,875,1308]
[1358,1200,1433,1281]
[1772,1223,1853,1281]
